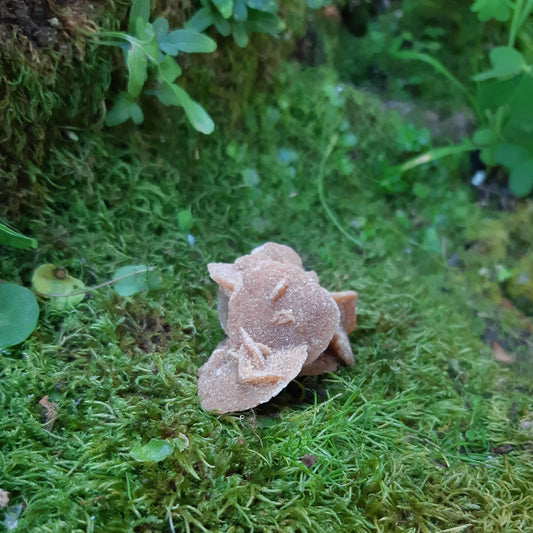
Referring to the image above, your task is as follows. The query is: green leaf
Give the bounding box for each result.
[106,92,144,126]
[186,8,215,32]
[494,144,529,168]
[212,11,232,36]
[480,147,496,166]
[476,74,523,110]
[32,264,86,310]
[129,102,144,124]
[0,222,37,250]
[159,29,217,55]
[246,0,278,14]
[233,0,248,21]
[509,158,533,196]
[473,47,526,81]
[471,0,510,22]
[159,54,182,84]
[106,95,130,126]
[178,209,194,232]
[112,265,159,297]
[232,21,249,47]
[152,17,169,43]
[507,74,533,125]
[130,439,174,462]
[472,128,493,146]
[212,0,234,19]
[0,283,39,349]
[155,83,214,134]
[128,0,151,35]
[127,44,148,98]
[244,10,285,35]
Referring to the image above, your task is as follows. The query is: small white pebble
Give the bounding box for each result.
[471,170,486,187]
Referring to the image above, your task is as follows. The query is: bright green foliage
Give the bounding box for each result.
[395,0,533,196]
[473,46,527,81]
[0,222,37,250]
[130,439,174,462]
[100,0,217,132]
[154,83,215,134]
[112,266,160,297]
[472,0,511,21]
[105,92,144,126]
[186,0,286,48]
[32,264,87,310]
[0,284,39,349]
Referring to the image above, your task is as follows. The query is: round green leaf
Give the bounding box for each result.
[32,264,86,310]
[471,0,510,22]
[494,143,529,168]
[489,47,525,76]
[472,128,493,147]
[0,283,39,349]
[509,159,533,197]
[178,210,194,232]
[473,47,526,81]
[113,265,159,296]
[130,439,174,462]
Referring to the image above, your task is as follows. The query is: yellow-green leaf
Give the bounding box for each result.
[32,264,86,310]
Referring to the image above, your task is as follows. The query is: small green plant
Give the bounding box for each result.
[98,0,217,133]
[186,0,286,48]
[393,0,533,196]
[0,264,159,350]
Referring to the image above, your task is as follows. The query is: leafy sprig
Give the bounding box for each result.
[98,0,216,133]
[394,0,533,196]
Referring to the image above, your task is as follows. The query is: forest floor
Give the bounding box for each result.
[1,45,533,532]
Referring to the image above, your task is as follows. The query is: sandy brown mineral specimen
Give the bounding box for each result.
[198,243,357,413]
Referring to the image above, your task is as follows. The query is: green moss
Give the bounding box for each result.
[1,60,532,532]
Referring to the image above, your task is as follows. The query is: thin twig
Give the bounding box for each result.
[34,267,155,298]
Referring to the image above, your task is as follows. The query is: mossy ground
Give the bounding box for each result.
[2,11,533,533]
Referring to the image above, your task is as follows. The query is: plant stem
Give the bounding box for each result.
[34,267,155,298]
[509,0,525,47]
[395,141,475,175]
[317,134,363,249]
[518,0,533,30]
[394,51,480,119]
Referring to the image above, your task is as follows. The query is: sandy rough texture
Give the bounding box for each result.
[198,243,358,413]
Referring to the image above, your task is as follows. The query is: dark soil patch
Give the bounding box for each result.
[0,0,102,49]
[117,311,172,355]
[0,0,57,48]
